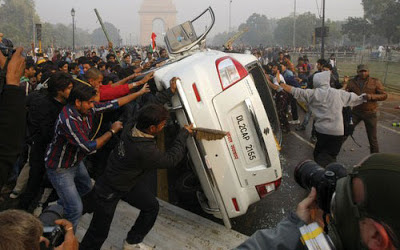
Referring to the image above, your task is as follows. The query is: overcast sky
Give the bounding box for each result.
[35,0,363,43]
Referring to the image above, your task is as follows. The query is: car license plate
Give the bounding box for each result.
[233,114,260,164]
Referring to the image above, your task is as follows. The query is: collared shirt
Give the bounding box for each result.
[131,126,154,139]
[20,76,33,96]
[45,100,119,169]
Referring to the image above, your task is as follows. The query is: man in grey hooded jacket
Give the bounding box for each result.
[279,71,366,166]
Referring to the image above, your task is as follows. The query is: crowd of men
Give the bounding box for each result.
[251,48,388,166]
[0,42,196,250]
[0,35,398,250]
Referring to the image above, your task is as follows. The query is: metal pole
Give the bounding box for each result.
[293,0,296,51]
[32,16,35,54]
[94,8,120,63]
[229,0,232,32]
[72,15,75,52]
[321,0,326,59]
[383,60,389,86]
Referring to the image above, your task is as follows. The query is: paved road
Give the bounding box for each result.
[174,94,400,236]
[231,94,400,235]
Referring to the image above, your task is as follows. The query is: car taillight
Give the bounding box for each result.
[192,83,201,102]
[232,198,240,212]
[256,178,282,199]
[216,56,248,90]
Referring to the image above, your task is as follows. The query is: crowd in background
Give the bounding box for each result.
[0,34,391,249]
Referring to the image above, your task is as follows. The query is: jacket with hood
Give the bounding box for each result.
[291,71,364,136]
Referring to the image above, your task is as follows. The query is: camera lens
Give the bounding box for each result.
[294,160,347,213]
[39,204,63,226]
[294,160,327,190]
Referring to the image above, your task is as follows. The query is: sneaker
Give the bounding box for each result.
[33,203,43,217]
[295,125,306,131]
[289,120,300,125]
[310,135,317,143]
[123,240,154,250]
[9,190,20,199]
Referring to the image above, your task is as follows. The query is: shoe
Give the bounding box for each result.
[9,190,20,199]
[123,240,154,250]
[310,136,317,143]
[33,203,43,217]
[289,120,300,125]
[295,125,306,131]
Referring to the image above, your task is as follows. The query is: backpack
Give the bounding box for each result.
[342,107,354,137]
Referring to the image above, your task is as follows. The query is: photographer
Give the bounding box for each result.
[236,153,400,250]
[0,47,26,191]
[0,209,78,250]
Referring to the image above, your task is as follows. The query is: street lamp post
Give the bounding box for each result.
[229,0,232,32]
[293,0,296,51]
[71,8,75,52]
[321,0,326,59]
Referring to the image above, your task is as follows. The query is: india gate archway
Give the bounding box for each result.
[139,0,177,46]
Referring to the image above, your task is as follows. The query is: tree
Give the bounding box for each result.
[342,17,372,43]
[274,12,318,47]
[0,0,39,47]
[238,13,275,46]
[362,0,400,43]
[325,20,345,47]
[91,22,121,46]
[41,23,92,48]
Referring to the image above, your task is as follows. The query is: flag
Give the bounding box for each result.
[149,32,157,53]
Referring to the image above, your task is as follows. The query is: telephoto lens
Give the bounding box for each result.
[294,160,347,213]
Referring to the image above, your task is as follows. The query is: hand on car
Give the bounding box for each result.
[184,124,194,134]
[111,121,124,133]
[143,62,152,69]
[142,72,154,83]
[128,72,141,80]
[0,47,26,86]
[139,83,151,95]
[170,77,179,94]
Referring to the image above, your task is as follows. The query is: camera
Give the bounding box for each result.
[0,38,15,58]
[39,204,65,249]
[294,160,347,213]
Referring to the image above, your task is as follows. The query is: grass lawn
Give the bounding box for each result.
[336,59,400,92]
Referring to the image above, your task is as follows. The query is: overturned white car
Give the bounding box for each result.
[152,8,282,228]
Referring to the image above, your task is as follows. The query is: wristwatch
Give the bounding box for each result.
[109,129,116,136]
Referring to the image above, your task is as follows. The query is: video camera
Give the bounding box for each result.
[39,204,65,250]
[0,38,16,59]
[0,38,16,98]
[294,160,347,213]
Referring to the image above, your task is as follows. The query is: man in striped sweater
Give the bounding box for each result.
[45,81,149,230]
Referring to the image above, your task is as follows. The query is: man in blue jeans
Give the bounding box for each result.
[45,81,151,230]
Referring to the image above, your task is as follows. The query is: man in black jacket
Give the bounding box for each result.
[18,72,73,210]
[80,101,193,250]
[0,47,27,191]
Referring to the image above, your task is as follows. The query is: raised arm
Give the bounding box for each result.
[116,83,150,107]
[280,82,314,103]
